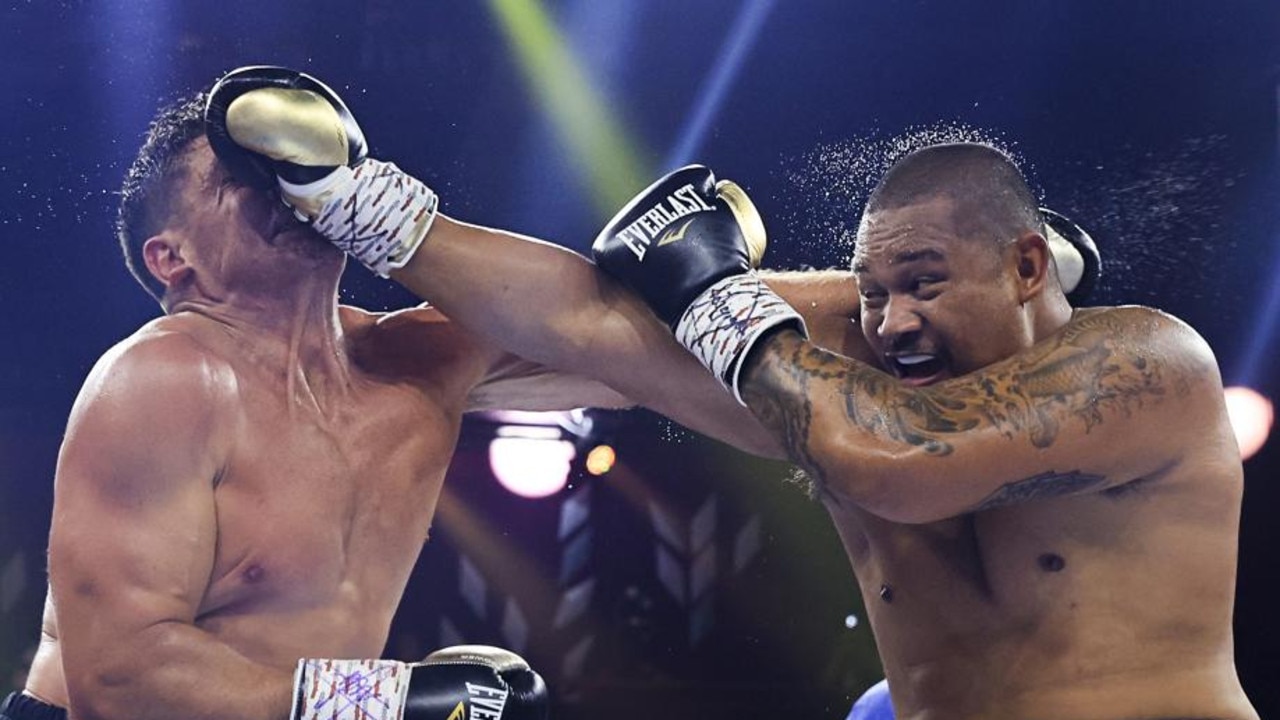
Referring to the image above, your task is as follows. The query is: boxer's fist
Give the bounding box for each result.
[408,645,548,719]
[591,165,766,327]
[592,166,804,403]
[205,65,366,193]
[204,65,437,277]
[1041,207,1102,305]
[290,646,548,720]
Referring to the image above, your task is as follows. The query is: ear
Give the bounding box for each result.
[142,233,193,293]
[1011,231,1052,303]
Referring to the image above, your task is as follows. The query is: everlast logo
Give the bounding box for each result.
[614,183,716,261]
[463,682,509,720]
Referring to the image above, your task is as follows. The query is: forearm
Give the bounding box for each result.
[739,313,1174,523]
[760,268,856,316]
[393,215,609,366]
[739,329,922,516]
[760,269,874,362]
[65,621,293,720]
[394,215,786,456]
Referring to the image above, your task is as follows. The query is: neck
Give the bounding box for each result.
[169,266,352,387]
[1030,290,1075,340]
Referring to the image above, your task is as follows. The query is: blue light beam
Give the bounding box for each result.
[664,0,776,171]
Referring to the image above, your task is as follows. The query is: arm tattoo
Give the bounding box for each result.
[742,309,1182,496]
[742,339,830,489]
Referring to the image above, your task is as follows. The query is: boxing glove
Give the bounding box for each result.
[205,65,437,276]
[205,65,366,190]
[1041,207,1102,305]
[591,165,805,403]
[290,645,548,720]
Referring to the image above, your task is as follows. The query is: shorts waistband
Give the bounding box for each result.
[0,692,68,720]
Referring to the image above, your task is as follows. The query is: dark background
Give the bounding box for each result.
[1,1,1277,718]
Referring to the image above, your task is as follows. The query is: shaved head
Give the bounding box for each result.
[860,142,1042,247]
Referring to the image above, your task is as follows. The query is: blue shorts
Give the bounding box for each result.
[0,693,66,720]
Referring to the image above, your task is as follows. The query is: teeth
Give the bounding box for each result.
[896,354,935,366]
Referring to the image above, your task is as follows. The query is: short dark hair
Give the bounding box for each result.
[863,142,1042,246]
[116,91,208,305]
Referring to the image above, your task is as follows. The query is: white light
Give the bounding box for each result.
[844,614,859,629]
[496,424,562,440]
[489,436,576,498]
[1224,386,1274,461]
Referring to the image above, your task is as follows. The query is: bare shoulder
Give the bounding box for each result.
[76,316,240,415]
[338,304,629,413]
[339,303,500,388]
[1062,305,1221,391]
[338,302,449,332]
[1067,304,1207,342]
[60,317,239,495]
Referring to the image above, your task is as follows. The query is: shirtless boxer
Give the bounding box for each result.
[592,150,1258,719]
[214,69,1164,720]
[9,72,805,720]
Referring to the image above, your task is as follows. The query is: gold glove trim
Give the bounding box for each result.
[715,179,766,268]
[225,87,349,166]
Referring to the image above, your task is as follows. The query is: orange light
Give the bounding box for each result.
[585,444,616,476]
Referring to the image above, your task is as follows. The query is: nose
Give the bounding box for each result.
[877,295,922,339]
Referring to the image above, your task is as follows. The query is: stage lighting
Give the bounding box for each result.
[1223,386,1274,461]
[486,0,648,213]
[664,0,775,168]
[584,444,616,476]
[489,425,577,498]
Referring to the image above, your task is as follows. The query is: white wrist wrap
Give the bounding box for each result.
[674,274,807,405]
[280,158,439,277]
[290,658,411,720]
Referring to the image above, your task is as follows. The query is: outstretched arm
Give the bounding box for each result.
[740,306,1224,523]
[397,216,859,456]
[202,69,860,458]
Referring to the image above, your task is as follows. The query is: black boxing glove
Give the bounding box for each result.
[205,65,438,276]
[1041,207,1102,305]
[592,165,805,403]
[290,646,548,720]
[205,65,367,190]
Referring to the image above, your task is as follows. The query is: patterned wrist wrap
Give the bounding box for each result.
[291,658,411,720]
[283,158,439,277]
[674,274,807,405]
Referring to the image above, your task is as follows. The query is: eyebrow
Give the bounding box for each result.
[853,248,946,274]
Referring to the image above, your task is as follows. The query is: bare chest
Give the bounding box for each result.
[833,482,1245,718]
[830,485,1171,638]
[200,378,461,618]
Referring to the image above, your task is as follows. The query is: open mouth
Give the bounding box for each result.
[889,352,949,386]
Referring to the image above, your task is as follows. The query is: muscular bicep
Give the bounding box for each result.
[50,337,226,705]
[742,306,1222,523]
